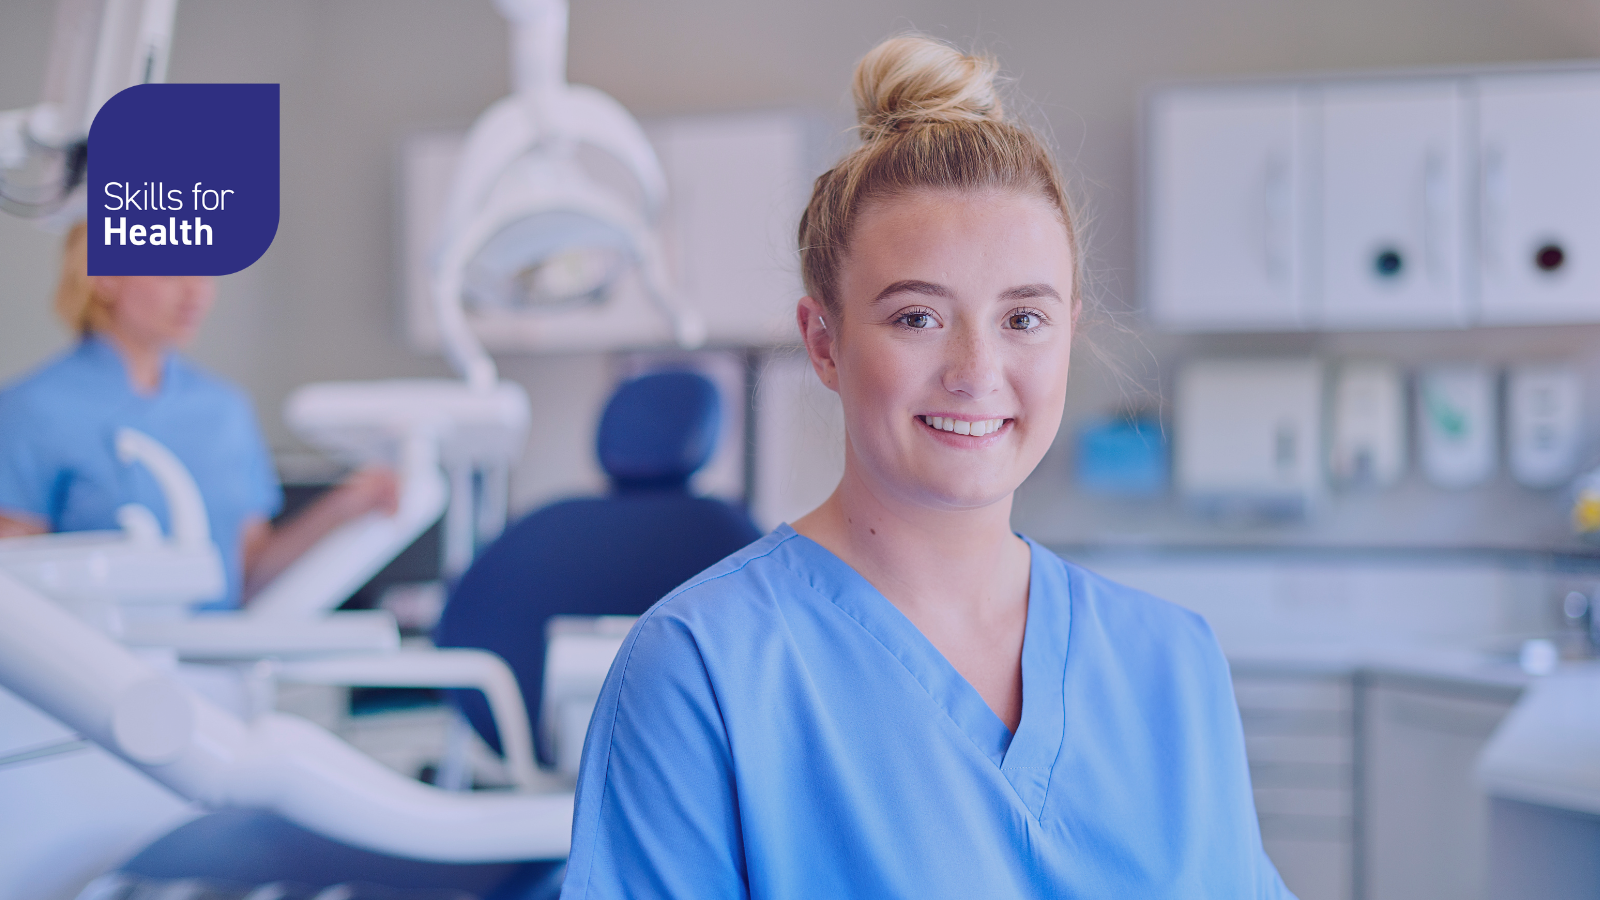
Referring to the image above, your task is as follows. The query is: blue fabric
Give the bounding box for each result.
[0,336,281,608]
[596,371,720,490]
[563,525,1292,899]
[435,490,761,763]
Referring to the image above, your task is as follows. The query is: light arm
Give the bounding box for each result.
[1,0,178,218]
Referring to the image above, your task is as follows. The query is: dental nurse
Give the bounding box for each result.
[562,35,1292,899]
[0,221,396,609]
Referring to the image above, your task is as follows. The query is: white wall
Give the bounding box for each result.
[3,0,1600,518]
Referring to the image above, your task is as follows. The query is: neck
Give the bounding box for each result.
[795,444,1027,618]
[96,330,166,395]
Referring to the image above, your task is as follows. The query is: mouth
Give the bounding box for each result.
[918,415,1010,438]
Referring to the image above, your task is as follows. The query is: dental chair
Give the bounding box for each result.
[435,370,762,772]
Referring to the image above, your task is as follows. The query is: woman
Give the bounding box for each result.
[562,36,1290,898]
[0,221,396,609]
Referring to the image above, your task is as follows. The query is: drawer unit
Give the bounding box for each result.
[1234,670,1355,900]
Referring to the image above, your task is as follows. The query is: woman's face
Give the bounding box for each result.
[93,275,215,348]
[801,187,1077,513]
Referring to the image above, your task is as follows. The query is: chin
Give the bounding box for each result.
[901,469,1022,512]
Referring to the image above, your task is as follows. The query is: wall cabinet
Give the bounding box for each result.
[1146,65,1600,331]
[1146,87,1306,330]
[1317,81,1468,329]
[1476,72,1600,325]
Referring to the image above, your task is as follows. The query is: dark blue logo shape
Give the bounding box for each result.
[88,83,278,276]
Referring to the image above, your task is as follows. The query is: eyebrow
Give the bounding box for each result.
[870,280,1065,306]
[871,280,952,306]
[1000,284,1064,304]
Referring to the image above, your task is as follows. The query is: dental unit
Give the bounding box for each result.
[0,0,678,895]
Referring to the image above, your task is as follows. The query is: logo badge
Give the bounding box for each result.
[88,83,279,276]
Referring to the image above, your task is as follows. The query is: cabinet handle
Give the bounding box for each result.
[1423,151,1447,280]
[1480,145,1505,274]
[1264,153,1291,284]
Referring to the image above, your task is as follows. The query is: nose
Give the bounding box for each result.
[941,318,1002,399]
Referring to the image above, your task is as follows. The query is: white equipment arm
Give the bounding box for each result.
[0,568,572,863]
[1,0,177,218]
[275,649,540,791]
[248,431,447,620]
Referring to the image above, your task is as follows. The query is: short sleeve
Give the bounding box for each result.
[562,611,748,900]
[0,393,55,522]
[236,392,282,520]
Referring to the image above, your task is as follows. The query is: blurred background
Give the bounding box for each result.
[5,1,1600,899]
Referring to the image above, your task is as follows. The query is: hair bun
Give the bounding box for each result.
[853,35,1002,140]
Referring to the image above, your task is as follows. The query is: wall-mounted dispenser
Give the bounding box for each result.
[1175,359,1323,520]
[1506,364,1581,489]
[1328,360,1406,489]
[1417,364,1496,488]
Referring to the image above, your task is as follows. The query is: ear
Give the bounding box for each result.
[796,295,839,393]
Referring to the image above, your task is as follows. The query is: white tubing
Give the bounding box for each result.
[116,427,211,551]
[0,569,572,862]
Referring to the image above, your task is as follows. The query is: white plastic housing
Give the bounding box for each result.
[1506,364,1581,489]
[1417,364,1497,489]
[1328,361,1406,488]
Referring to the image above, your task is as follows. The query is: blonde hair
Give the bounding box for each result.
[798,35,1080,319]
[54,221,110,335]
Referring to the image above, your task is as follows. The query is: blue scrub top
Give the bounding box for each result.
[0,336,282,609]
[565,525,1293,899]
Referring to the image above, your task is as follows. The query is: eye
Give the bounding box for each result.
[1006,308,1046,332]
[895,308,938,330]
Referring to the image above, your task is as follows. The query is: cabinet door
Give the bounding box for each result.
[1362,681,1518,900]
[1317,81,1468,329]
[1146,86,1307,330]
[1476,72,1600,324]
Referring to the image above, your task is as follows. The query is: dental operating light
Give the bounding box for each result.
[431,0,704,390]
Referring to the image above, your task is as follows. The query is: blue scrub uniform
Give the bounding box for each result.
[0,336,282,609]
[565,525,1292,899]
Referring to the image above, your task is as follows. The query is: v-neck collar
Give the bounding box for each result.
[773,524,1071,819]
[80,334,178,401]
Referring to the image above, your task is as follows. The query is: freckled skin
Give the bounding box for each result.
[794,187,1077,731]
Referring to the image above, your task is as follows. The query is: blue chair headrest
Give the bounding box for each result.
[597,371,721,490]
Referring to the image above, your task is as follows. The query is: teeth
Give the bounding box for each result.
[923,416,1005,436]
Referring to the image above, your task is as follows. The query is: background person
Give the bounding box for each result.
[0,221,397,609]
[560,35,1290,898]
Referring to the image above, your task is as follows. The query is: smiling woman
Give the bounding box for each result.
[561,34,1293,900]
